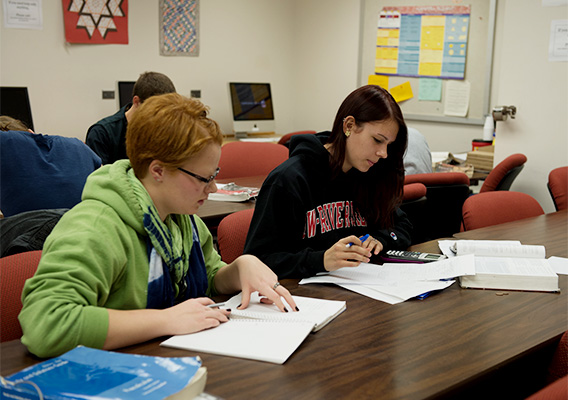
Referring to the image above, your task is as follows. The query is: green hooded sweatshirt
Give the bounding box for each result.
[19,160,225,358]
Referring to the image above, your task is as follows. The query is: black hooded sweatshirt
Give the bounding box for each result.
[243,132,412,279]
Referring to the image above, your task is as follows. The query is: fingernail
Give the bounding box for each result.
[237,303,241,309]
[226,309,231,312]
[295,306,300,311]
[284,308,288,312]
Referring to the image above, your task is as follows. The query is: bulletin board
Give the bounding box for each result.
[358,0,496,125]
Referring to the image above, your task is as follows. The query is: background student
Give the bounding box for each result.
[85,71,176,165]
[19,93,296,358]
[244,85,413,278]
[0,115,101,217]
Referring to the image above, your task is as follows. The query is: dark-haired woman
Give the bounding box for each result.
[244,85,412,278]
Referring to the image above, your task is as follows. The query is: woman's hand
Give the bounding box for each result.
[217,254,298,313]
[323,235,380,271]
[163,297,230,336]
[360,235,383,255]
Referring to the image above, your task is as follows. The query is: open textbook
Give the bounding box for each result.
[161,292,346,364]
[448,240,560,292]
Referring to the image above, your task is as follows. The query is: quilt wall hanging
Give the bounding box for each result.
[63,0,128,44]
[160,0,199,56]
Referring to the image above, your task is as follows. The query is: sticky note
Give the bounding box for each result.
[389,81,413,103]
[368,74,389,89]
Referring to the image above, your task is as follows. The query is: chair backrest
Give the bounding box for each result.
[277,130,317,146]
[480,153,527,193]
[404,172,471,242]
[216,142,289,180]
[400,183,428,245]
[548,166,568,211]
[217,209,255,264]
[0,250,42,342]
[461,191,544,231]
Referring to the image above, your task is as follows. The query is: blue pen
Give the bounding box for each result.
[346,234,370,248]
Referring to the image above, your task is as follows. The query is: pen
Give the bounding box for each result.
[346,234,370,248]
[207,302,227,308]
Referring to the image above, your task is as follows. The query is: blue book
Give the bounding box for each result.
[0,346,207,399]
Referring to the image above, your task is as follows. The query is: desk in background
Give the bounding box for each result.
[2,211,566,399]
[196,175,265,228]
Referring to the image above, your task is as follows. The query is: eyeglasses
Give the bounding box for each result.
[177,167,220,184]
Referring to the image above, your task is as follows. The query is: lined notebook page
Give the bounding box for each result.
[225,292,346,332]
[161,319,314,364]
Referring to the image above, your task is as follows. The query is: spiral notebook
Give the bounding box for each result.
[160,292,346,364]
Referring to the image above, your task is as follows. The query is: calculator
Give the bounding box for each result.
[381,250,447,263]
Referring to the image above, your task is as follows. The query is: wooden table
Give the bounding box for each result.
[2,211,567,399]
[196,176,266,227]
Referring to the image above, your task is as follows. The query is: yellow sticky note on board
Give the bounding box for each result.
[368,74,389,89]
[389,81,413,103]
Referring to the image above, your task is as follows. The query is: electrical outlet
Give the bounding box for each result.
[191,90,201,98]
[102,90,115,99]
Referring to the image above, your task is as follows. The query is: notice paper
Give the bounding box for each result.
[444,80,470,117]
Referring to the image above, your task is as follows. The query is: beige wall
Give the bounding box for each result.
[1,0,567,212]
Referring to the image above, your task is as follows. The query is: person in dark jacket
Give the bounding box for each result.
[244,85,412,278]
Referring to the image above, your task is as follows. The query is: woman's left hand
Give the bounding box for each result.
[360,235,383,255]
[232,254,298,313]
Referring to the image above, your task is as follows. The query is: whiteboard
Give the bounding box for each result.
[358,0,496,125]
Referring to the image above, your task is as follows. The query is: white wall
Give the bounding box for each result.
[0,0,297,138]
[490,1,568,213]
[1,0,567,212]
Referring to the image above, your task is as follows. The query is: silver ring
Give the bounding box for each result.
[273,282,281,290]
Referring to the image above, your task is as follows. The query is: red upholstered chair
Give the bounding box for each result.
[0,250,42,342]
[217,209,255,264]
[277,130,316,147]
[461,191,544,231]
[548,166,568,211]
[216,142,289,180]
[404,172,471,242]
[480,153,527,192]
[526,331,568,400]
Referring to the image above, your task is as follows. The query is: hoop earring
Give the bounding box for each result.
[345,130,351,137]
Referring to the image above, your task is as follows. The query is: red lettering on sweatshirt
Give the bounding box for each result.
[305,200,366,238]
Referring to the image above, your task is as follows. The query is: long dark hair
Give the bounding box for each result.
[327,85,407,227]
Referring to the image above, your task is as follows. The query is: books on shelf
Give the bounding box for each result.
[208,182,259,202]
[0,346,207,400]
[161,292,346,364]
[453,240,560,292]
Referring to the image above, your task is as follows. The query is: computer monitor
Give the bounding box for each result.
[0,87,34,131]
[228,82,275,134]
[118,81,135,108]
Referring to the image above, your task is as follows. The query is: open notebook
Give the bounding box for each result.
[161,292,346,364]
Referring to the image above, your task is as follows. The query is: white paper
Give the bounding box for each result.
[549,20,568,62]
[338,280,455,305]
[3,0,42,30]
[548,256,568,275]
[444,80,470,117]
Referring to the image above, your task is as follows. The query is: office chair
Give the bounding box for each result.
[404,172,471,242]
[277,130,316,147]
[526,330,568,399]
[216,142,289,180]
[0,250,42,342]
[547,166,568,211]
[479,153,527,192]
[217,209,255,264]
[400,183,428,245]
[461,191,544,231]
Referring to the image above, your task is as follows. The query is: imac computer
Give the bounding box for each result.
[228,82,275,136]
[118,81,135,108]
[0,87,34,131]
